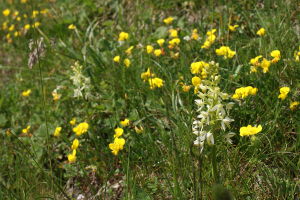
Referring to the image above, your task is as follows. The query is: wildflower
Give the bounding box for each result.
[149,77,164,89]
[21,0,28,3]
[120,119,130,127]
[31,10,39,18]
[32,22,41,28]
[118,32,129,41]
[270,50,280,63]
[70,118,76,126]
[295,51,300,62]
[52,91,61,101]
[68,150,77,163]
[22,125,31,134]
[260,58,271,73]
[3,9,10,16]
[169,29,178,38]
[146,45,154,54]
[8,25,15,31]
[168,38,180,48]
[24,24,31,30]
[125,46,134,55]
[182,84,191,92]
[228,24,239,32]
[113,56,120,63]
[191,29,199,40]
[114,127,124,138]
[14,31,21,37]
[256,28,266,36]
[71,139,79,150]
[141,68,154,81]
[190,61,209,75]
[157,39,165,47]
[53,127,62,137]
[124,58,131,68]
[278,87,290,100]
[22,89,31,97]
[134,126,144,134]
[73,122,89,136]
[215,46,236,59]
[232,86,258,99]
[154,49,162,57]
[163,17,174,25]
[109,137,126,155]
[250,55,263,66]
[240,125,262,136]
[290,101,299,111]
[170,52,180,59]
[201,29,217,49]
[68,24,76,30]
[192,76,201,87]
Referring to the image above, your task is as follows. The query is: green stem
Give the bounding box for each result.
[211,145,220,184]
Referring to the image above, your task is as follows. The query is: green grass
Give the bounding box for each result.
[0,0,299,199]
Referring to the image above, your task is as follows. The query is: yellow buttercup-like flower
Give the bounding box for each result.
[148,77,164,89]
[146,45,154,54]
[169,29,178,38]
[22,125,31,135]
[68,24,76,30]
[120,119,130,127]
[240,125,262,136]
[3,9,10,17]
[118,32,129,41]
[270,50,281,63]
[163,17,174,25]
[192,76,201,87]
[114,127,124,138]
[73,122,89,136]
[256,28,266,36]
[22,89,31,97]
[157,39,165,47]
[70,118,76,126]
[68,149,77,163]
[53,127,62,137]
[109,137,126,155]
[215,46,236,59]
[141,68,154,81]
[228,24,239,32]
[113,56,120,63]
[134,126,144,134]
[154,49,162,57]
[124,58,131,68]
[278,87,290,100]
[232,86,258,99]
[125,46,134,55]
[71,139,79,150]
[290,101,299,111]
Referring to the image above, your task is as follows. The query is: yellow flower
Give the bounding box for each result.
[190,61,209,74]
[124,58,131,68]
[21,0,28,3]
[228,24,239,32]
[250,55,263,66]
[215,46,236,59]
[192,76,201,87]
[32,22,41,28]
[68,24,76,30]
[24,24,31,30]
[8,25,15,32]
[260,58,271,73]
[201,29,217,49]
[22,125,31,134]
[70,118,76,126]
[256,28,266,36]
[118,32,129,41]
[290,101,299,111]
[113,56,120,63]
[146,45,154,54]
[169,29,178,38]
[182,85,191,92]
[148,77,164,89]
[270,50,280,63]
[71,139,79,150]
[163,17,174,25]
[120,119,130,127]
[141,68,154,81]
[22,89,31,97]
[232,86,258,99]
[191,29,199,40]
[32,10,39,18]
[114,127,124,138]
[53,127,62,137]
[154,49,162,57]
[134,126,144,134]
[3,9,10,17]
[68,150,77,163]
[73,122,89,136]
[125,46,134,55]
[52,91,61,101]
[278,87,290,100]
[157,39,165,47]
[168,38,180,48]
[240,125,262,136]
[109,137,126,155]
[14,31,21,37]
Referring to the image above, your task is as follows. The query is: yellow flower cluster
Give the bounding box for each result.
[232,86,258,99]
[201,29,216,49]
[109,137,126,156]
[294,47,300,61]
[256,28,266,36]
[290,101,299,111]
[120,119,130,127]
[73,122,89,136]
[68,150,77,163]
[228,24,239,32]
[141,68,155,81]
[191,29,199,40]
[270,50,281,63]
[190,61,209,79]
[163,17,174,25]
[278,87,290,100]
[215,46,236,59]
[22,89,31,97]
[118,31,129,41]
[113,56,131,68]
[141,68,164,89]
[240,125,262,136]
[53,127,62,137]
[22,125,31,135]
[249,55,271,73]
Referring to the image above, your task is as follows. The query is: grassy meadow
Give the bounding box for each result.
[0,0,299,199]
